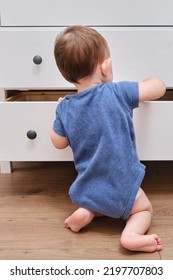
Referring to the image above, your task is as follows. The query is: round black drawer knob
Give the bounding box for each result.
[33,55,42,65]
[27,130,37,140]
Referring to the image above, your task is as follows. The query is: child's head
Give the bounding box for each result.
[54,25,110,84]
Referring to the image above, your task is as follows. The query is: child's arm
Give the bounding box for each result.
[139,77,166,102]
[50,129,69,149]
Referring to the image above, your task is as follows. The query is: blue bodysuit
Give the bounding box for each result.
[53,81,145,219]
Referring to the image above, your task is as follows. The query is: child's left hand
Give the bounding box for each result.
[58,97,64,103]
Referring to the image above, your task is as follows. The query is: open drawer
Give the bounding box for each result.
[0,90,75,162]
[0,89,173,163]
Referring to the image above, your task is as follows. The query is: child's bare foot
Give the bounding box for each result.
[64,207,94,232]
[153,234,162,251]
[120,233,163,252]
[140,234,162,252]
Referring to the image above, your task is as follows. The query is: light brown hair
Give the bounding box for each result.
[54,25,110,83]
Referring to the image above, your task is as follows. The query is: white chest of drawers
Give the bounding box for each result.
[0,0,173,173]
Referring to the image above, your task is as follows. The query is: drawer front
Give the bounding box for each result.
[134,101,173,160]
[102,28,173,87]
[1,0,173,26]
[0,99,173,161]
[0,28,173,88]
[0,102,73,161]
[0,29,71,89]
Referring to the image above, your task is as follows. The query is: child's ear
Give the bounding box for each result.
[100,58,111,76]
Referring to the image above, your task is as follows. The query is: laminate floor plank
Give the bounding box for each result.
[0,161,172,260]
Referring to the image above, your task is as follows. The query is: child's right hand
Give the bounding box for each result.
[139,77,166,102]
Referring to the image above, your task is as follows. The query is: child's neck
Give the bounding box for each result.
[74,75,103,93]
[75,82,101,93]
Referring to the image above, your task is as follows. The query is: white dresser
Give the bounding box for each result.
[0,0,173,173]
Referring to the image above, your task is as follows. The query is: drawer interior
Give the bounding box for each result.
[3,89,173,102]
[158,89,173,101]
[4,90,77,102]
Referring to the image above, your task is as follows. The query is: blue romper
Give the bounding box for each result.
[53,81,145,220]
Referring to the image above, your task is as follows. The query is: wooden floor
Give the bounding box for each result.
[0,161,172,260]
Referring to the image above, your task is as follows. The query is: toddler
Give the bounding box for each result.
[51,25,166,252]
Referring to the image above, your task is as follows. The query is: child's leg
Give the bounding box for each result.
[64,207,96,232]
[120,188,162,252]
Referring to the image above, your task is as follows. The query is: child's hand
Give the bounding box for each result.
[139,77,166,102]
[58,97,64,103]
